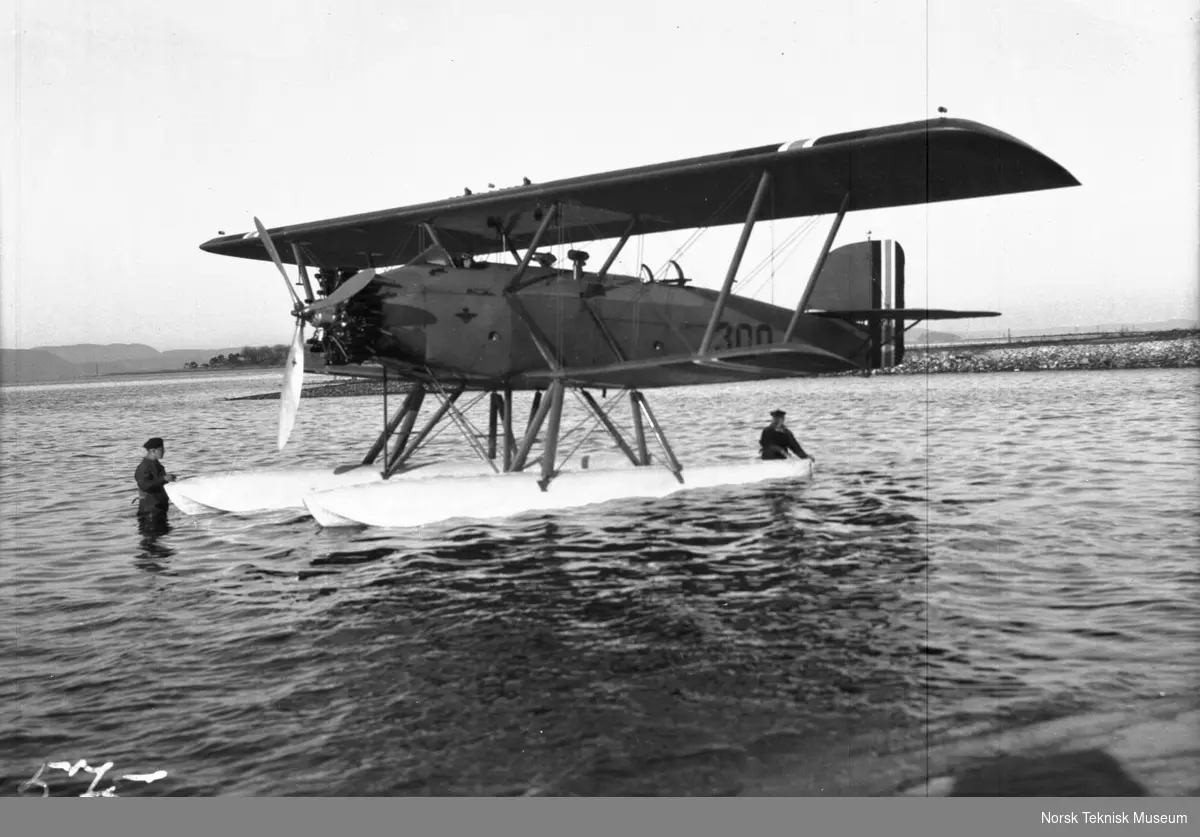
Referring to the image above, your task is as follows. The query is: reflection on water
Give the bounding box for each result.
[1,369,1197,795]
[135,514,175,572]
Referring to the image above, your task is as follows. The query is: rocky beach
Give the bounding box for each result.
[860,329,1200,377]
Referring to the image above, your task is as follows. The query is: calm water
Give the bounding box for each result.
[2,368,1197,796]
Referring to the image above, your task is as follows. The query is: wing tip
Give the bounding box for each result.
[199,234,241,255]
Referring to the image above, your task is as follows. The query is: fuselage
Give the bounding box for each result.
[330,259,870,390]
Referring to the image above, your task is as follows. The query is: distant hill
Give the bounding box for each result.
[1,343,261,384]
[32,343,162,363]
[0,349,88,383]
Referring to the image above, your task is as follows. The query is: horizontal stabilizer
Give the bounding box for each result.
[811,308,1001,321]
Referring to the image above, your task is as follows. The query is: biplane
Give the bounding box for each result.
[166,116,1078,528]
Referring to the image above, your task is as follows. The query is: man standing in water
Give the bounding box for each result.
[135,437,176,519]
[759,409,812,461]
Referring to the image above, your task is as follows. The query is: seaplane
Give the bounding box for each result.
[167,116,1078,528]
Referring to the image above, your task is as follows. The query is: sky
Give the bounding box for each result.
[1,0,1197,350]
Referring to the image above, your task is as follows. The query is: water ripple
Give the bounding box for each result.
[2,369,1198,795]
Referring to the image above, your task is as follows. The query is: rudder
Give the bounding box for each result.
[805,239,906,368]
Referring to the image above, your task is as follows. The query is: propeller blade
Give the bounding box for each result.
[306,268,376,315]
[278,322,305,451]
[290,242,315,304]
[254,217,302,307]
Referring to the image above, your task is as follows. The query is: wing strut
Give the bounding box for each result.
[580,298,627,363]
[420,223,457,266]
[507,294,563,370]
[785,191,850,342]
[506,203,561,293]
[596,217,639,281]
[699,171,773,355]
[289,243,315,303]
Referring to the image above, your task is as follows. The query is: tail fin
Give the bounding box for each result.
[806,240,906,368]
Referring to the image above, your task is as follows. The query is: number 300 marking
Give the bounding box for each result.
[716,322,773,349]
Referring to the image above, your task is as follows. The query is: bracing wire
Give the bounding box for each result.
[557,388,633,466]
[397,390,488,460]
[650,174,755,279]
[739,216,822,300]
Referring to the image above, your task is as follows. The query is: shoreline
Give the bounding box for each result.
[9,331,1195,393]
[226,331,1200,400]
[839,329,1200,377]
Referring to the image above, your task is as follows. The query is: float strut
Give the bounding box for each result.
[512,385,555,471]
[386,386,463,476]
[362,385,422,466]
[487,392,502,460]
[538,382,566,491]
[579,389,639,465]
[632,392,683,483]
[528,389,543,433]
[502,386,515,471]
[629,390,650,465]
[381,387,426,476]
[435,386,498,471]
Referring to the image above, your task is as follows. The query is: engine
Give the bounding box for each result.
[308,269,387,366]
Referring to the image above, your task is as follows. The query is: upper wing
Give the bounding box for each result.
[200,117,1079,272]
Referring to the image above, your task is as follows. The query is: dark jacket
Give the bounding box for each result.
[759,424,808,460]
[135,458,170,514]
